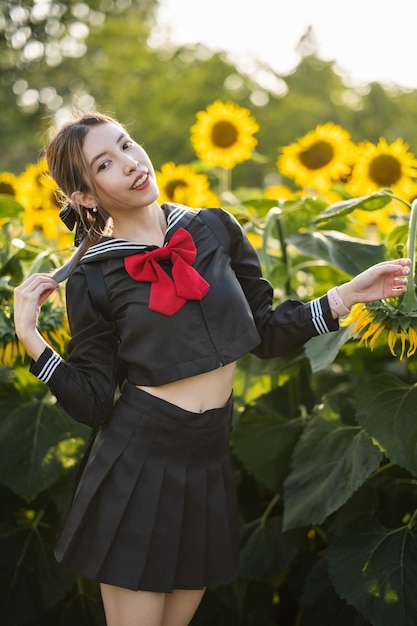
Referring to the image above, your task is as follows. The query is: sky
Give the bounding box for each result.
[154,0,417,91]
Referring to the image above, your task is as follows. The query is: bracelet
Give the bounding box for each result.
[327,286,351,317]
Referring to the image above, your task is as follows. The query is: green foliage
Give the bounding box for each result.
[282,404,383,529]
[192,196,417,625]
[356,375,417,475]
[0,386,88,501]
[2,187,417,625]
[0,199,95,625]
[288,230,385,276]
[313,193,394,222]
[327,514,417,626]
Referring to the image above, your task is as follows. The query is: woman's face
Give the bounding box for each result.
[81,122,160,215]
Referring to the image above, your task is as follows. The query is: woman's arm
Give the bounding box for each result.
[334,258,410,316]
[215,208,411,356]
[14,269,120,427]
[14,273,59,360]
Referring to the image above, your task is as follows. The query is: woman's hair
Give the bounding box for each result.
[47,111,124,282]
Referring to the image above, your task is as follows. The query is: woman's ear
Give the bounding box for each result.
[71,190,95,208]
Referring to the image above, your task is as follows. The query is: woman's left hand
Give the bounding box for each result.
[337,257,412,310]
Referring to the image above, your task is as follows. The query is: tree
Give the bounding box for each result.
[0,0,158,171]
[3,4,417,185]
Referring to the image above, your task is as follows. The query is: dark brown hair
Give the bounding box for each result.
[47,112,124,282]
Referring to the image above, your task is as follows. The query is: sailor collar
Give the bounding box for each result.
[79,203,200,263]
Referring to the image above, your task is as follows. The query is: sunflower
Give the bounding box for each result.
[338,197,417,360]
[22,207,67,242]
[16,158,60,212]
[156,162,219,208]
[190,100,259,169]
[0,339,28,368]
[42,325,70,356]
[0,298,70,367]
[264,184,297,201]
[0,172,19,197]
[14,158,70,243]
[347,138,417,200]
[340,301,417,360]
[277,123,356,192]
[0,328,70,368]
[350,204,408,240]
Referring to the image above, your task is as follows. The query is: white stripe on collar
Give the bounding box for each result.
[82,239,149,260]
[81,205,191,261]
[166,205,189,232]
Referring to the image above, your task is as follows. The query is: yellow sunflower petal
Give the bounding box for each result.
[359,321,385,348]
[368,323,386,350]
[0,341,16,367]
[341,304,374,337]
[387,329,398,356]
[264,185,296,201]
[407,326,417,357]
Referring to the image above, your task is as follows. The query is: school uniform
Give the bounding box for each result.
[30,204,339,592]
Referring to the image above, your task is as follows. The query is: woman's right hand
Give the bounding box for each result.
[14,273,59,361]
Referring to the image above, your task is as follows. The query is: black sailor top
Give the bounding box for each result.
[30,203,339,427]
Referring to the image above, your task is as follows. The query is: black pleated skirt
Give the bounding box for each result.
[54,382,239,592]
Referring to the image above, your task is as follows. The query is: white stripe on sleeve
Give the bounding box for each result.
[310,299,330,335]
[37,352,62,383]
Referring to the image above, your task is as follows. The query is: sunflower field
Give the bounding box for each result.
[2,102,417,626]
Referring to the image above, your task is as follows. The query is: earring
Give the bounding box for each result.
[91,206,98,214]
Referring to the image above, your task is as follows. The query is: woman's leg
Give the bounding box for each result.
[100,583,166,626]
[162,589,205,626]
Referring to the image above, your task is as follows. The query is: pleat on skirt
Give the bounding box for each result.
[54,381,239,592]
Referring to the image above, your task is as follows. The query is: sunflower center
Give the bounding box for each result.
[211,121,238,148]
[0,182,15,195]
[368,154,402,186]
[299,141,335,170]
[165,179,187,199]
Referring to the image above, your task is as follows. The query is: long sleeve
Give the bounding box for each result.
[215,209,339,358]
[29,266,120,427]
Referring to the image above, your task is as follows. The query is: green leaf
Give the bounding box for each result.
[0,391,89,502]
[304,326,351,373]
[0,505,75,624]
[327,514,417,626]
[287,230,386,276]
[300,558,370,626]
[356,374,417,476]
[239,516,300,581]
[0,195,25,219]
[232,395,302,492]
[313,193,393,223]
[46,584,106,626]
[283,408,383,530]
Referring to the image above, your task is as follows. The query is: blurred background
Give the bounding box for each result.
[2,0,417,184]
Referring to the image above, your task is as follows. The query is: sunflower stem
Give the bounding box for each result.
[262,204,291,293]
[218,167,231,195]
[260,493,281,527]
[402,198,417,313]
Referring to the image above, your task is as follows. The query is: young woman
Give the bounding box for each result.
[13,113,411,626]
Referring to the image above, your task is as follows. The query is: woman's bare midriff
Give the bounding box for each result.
[137,361,237,413]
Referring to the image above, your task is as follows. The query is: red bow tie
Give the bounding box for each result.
[124,228,210,316]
